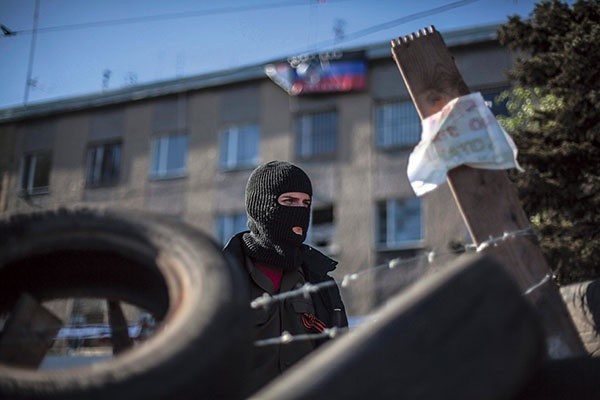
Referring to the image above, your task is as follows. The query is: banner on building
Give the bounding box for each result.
[264,51,367,95]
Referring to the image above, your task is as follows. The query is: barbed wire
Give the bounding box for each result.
[0,226,552,351]
[254,327,342,347]
[250,281,336,309]
[465,227,536,252]
[250,226,551,347]
[523,272,554,296]
[250,251,442,310]
[249,252,445,347]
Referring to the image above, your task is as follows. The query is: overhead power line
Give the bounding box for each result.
[2,0,351,35]
[297,0,482,54]
[4,0,480,42]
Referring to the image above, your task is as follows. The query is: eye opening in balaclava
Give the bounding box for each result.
[242,161,312,271]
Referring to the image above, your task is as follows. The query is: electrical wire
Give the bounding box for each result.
[2,0,352,35]
[3,0,481,54]
[294,0,482,54]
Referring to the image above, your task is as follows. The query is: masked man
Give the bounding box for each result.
[223,160,348,394]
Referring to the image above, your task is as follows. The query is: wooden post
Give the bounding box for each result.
[107,299,134,355]
[0,172,8,216]
[0,293,63,368]
[390,26,586,358]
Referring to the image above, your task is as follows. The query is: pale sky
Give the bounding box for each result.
[0,0,555,109]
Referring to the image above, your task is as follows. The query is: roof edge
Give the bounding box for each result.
[0,23,500,124]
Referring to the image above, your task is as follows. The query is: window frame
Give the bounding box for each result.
[149,132,188,180]
[375,197,424,251]
[85,141,122,188]
[20,151,52,196]
[218,123,261,171]
[307,204,338,255]
[215,212,248,245]
[295,110,338,160]
[374,99,421,150]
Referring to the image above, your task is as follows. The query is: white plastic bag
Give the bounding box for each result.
[407,92,523,196]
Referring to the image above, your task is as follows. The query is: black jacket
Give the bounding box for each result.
[223,232,348,329]
[223,232,348,393]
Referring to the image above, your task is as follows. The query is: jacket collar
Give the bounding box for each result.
[224,231,338,279]
[300,244,338,278]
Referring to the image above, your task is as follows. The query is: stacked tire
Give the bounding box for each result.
[0,208,251,400]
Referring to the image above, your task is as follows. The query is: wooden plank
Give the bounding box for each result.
[107,299,134,355]
[0,292,63,368]
[515,356,600,399]
[0,171,8,216]
[254,254,544,400]
[389,26,585,358]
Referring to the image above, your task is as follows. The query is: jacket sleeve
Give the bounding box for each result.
[312,276,348,329]
[327,277,349,328]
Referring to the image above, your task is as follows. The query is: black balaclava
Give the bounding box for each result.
[242,161,312,271]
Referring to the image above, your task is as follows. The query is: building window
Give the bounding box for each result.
[296,110,338,159]
[85,142,121,187]
[308,205,337,255]
[481,87,510,116]
[150,133,188,179]
[216,213,248,245]
[219,124,260,170]
[375,100,421,149]
[20,151,52,195]
[376,197,423,249]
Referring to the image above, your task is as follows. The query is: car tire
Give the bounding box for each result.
[0,207,251,400]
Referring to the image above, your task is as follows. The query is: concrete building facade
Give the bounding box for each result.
[0,25,515,315]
